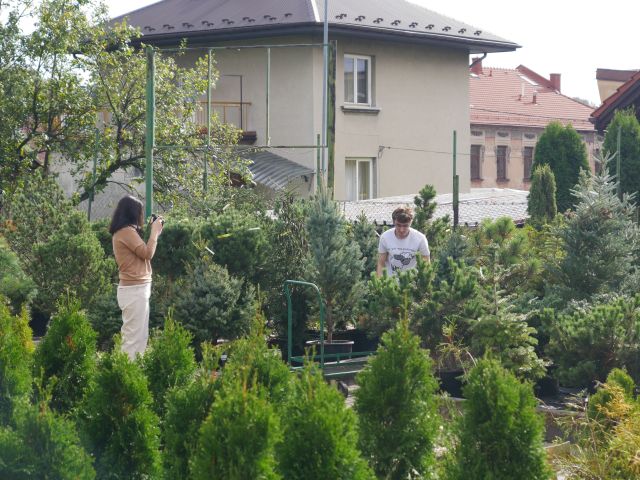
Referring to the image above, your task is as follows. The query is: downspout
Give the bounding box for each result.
[469,52,487,71]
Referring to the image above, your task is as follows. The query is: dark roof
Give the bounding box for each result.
[591,70,640,132]
[596,68,638,83]
[242,149,314,190]
[470,65,595,131]
[112,0,518,53]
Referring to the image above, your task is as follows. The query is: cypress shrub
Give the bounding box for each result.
[277,362,373,480]
[355,320,439,479]
[34,299,97,413]
[587,368,636,422]
[0,401,95,479]
[0,301,34,424]
[603,108,640,199]
[79,341,161,479]
[527,164,557,226]
[141,313,197,417]
[85,285,122,351]
[190,373,281,480]
[447,357,551,480]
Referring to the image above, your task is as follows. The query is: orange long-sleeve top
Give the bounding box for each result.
[112,226,157,286]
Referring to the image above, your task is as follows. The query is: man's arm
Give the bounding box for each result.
[376,252,388,276]
[422,254,431,264]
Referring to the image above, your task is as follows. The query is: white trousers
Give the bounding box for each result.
[117,283,151,360]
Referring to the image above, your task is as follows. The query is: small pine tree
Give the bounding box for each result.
[33,299,97,413]
[527,164,557,226]
[278,362,373,480]
[79,340,161,479]
[603,108,640,200]
[141,312,197,417]
[306,184,364,342]
[532,121,589,212]
[190,373,281,480]
[0,400,95,479]
[352,212,379,279]
[413,184,450,250]
[0,238,36,314]
[355,320,439,479]
[447,358,551,480]
[0,300,33,424]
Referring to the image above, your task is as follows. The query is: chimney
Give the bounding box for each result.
[470,56,483,75]
[550,73,561,92]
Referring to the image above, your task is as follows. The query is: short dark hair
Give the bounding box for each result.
[392,207,413,224]
[109,195,144,235]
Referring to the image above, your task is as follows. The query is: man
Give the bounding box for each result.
[376,207,430,276]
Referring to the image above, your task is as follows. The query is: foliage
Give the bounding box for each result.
[151,217,197,279]
[190,373,281,480]
[587,368,636,422]
[544,295,640,387]
[0,401,95,479]
[527,164,558,226]
[413,184,450,250]
[351,212,379,279]
[30,210,115,317]
[447,357,551,480]
[305,184,364,341]
[33,299,97,413]
[603,108,640,200]
[355,320,439,479]
[140,313,197,417]
[85,285,122,351]
[549,167,640,302]
[0,301,34,425]
[532,121,589,212]
[79,340,161,479]
[278,362,373,480]
[0,237,36,314]
[172,254,256,348]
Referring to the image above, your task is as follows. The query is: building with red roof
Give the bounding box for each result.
[591,69,640,133]
[469,59,598,191]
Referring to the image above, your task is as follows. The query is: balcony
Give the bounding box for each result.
[195,100,256,144]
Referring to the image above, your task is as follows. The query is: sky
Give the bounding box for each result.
[108,0,640,106]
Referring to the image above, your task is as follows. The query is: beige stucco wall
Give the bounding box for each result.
[597,79,624,104]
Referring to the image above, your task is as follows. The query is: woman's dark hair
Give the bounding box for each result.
[109,195,144,235]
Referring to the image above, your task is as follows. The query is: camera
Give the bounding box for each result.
[151,214,165,226]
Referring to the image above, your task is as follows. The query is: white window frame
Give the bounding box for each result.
[345,157,375,200]
[344,54,372,106]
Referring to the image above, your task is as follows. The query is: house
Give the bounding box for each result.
[113,0,518,200]
[596,68,638,104]
[591,69,640,133]
[468,60,598,190]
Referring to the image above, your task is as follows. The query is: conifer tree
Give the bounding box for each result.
[448,358,551,480]
[604,108,640,199]
[527,164,557,226]
[352,212,379,279]
[306,184,364,342]
[355,320,439,479]
[532,121,589,212]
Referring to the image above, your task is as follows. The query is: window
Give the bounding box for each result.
[344,55,371,105]
[496,145,509,181]
[523,146,534,180]
[470,145,482,180]
[345,158,375,200]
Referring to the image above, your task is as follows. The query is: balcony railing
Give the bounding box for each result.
[195,101,251,132]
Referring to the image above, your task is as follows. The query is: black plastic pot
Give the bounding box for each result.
[437,369,465,398]
[305,339,355,356]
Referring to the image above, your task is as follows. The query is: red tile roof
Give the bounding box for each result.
[591,69,640,131]
[470,65,594,131]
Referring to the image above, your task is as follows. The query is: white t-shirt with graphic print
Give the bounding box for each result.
[378,227,430,276]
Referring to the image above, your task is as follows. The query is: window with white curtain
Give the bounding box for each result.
[344,54,372,105]
[345,158,375,200]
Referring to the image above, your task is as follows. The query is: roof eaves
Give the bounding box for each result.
[591,70,640,128]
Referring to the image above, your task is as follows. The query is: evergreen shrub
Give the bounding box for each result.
[588,368,636,422]
[34,299,97,413]
[0,402,95,479]
[141,313,197,416]
[0,301,33,424]
[355,320,438,479]
[151,217,197,279]
[527,164,557,226]
[351,212,380,279]
[190,373,281,480]
[603,108,640,199]
[0,237,36,313]
[447,357,551,480]
[79,341,161,479]
[413,184,450,250]
[85,285,121,351]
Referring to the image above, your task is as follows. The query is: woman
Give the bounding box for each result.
[109,195,163,359]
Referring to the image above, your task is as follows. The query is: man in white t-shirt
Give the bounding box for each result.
[376,207,430,276]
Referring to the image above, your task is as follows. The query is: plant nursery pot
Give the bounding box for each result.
[305,339,355,356]
[267,336,305,363]
[333,329,380,352]
[436,369,465,398]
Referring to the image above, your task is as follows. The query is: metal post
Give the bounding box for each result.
[266,48,271,146]
[284,280,325,369]
[617,126,622,200]
[316,133,321,189]
[204,49,212,193]
[144,46,156,218]
[87,128,99,221]
[321,0,329,177]
[453,130,459,227]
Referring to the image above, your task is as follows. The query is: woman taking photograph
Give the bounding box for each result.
[109,195,163,359]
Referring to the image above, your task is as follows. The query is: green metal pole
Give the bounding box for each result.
[145,46,156,219]
[316,133,321,189]
[204,49,212,193]
[87,128,99,221]
[266,47,271,146]
[453,130,459,228]
[617,126,622,201]
[284,280,325,369]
